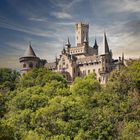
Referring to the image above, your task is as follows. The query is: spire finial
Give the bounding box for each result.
[66,37,71,48]
[68,37,70,45]
[93,38,98,49]
[95,38,97,45]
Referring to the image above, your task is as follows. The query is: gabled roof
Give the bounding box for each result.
[23,44,36,57]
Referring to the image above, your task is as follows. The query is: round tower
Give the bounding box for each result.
[19,43,40,76]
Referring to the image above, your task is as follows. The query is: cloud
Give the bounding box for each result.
[49,0,82,9]
[102,0,140,13]
[28,17,48,22]
[51,12,72,19]
[0,16,53,37]
[56,22,75,26]
[0,0,140,68]
[103,20,140,58]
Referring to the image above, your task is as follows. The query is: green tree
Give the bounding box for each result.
[0,68,19,92]
[107,60,140,95]
[70,73,101,95]
[18,68,67,88]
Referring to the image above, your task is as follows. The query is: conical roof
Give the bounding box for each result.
[23,44,36,57]
[67,37,70,45]
[104,32,110,54]
[66,37,71,47]
[93,39,98,49]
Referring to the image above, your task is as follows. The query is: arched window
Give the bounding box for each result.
[29,62,33,68]
[23,64,26,68]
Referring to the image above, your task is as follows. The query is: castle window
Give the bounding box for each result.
[29,63,33,68]
[23,64,26,68]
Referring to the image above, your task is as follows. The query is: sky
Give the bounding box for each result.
[0,0,140,69]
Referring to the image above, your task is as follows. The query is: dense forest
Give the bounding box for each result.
[0,60,140,140]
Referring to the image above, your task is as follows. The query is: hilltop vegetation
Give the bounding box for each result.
[0,60,140,140]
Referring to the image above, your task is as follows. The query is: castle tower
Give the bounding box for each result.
[19,43,40,76]
[75,22,89,47]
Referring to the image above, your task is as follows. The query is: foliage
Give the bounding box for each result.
[0,60,140,140]
[0,68,19,92]
[107,60,140,95]
[18,68,67,88]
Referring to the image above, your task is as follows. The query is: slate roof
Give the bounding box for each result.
[23,45,36,57]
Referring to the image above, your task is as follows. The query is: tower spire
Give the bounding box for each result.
[104,32,110,54]
[66,37,71,48]
[93,39,98,49]
[67,37,70,45]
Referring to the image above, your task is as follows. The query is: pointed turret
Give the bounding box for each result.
[65,37,71,48]
[24,42,36,57]
[67,37,70,45]
[93,39,98,49]
[19,42,40,76]
[104,32,110,54]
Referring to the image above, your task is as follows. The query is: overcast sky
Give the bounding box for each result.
[0,0,140,69]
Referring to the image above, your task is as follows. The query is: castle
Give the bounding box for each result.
[19,22,124,84]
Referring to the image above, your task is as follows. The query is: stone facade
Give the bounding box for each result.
[19,44,46,76]
[19,22,124,84]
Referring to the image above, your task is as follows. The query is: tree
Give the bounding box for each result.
[0,68,19,92]
[18,68,67,88]
[70,73,101,96]
[1,60,140,139]
[107,60,140,95]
